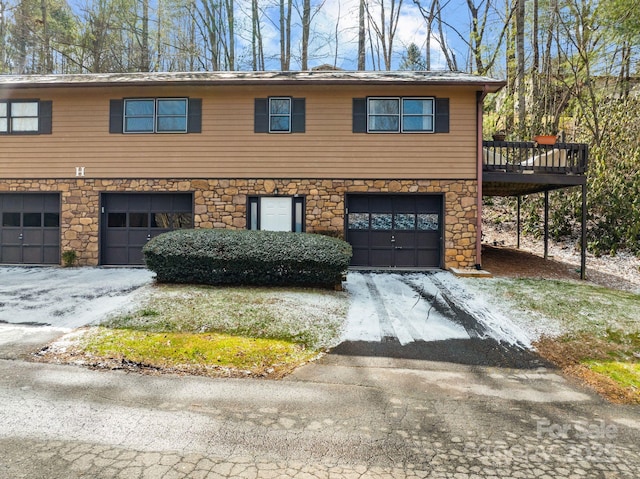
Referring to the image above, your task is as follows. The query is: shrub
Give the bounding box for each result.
[143,229,352,288]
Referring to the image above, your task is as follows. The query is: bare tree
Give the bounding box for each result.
[365,0,403,70]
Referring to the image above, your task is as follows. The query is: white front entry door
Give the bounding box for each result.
[260,197,292,231]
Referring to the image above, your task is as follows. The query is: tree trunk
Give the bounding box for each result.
[301,0,310,69]
[358,0,365,70]
[516,0,526,130]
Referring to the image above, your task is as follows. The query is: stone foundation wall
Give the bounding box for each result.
[0,178,478,269]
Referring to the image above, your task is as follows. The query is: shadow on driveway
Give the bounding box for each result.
[330,338,553,370]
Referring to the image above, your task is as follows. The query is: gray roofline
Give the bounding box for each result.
[0,71,506,92]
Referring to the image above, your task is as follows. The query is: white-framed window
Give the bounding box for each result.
[0,100,40,133]
[247,196,305,232]
[123,98,188,133]
[367,97,434,133]
[402,98,434,132]
[269,97,292,133]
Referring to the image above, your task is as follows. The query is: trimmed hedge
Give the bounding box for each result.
[142,229,352,288]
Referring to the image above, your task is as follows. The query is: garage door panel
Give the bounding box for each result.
[0,194,60,265]
[23,246,44,263]
[370,249,392,267]
[1,246,21,263]
[102,193,193,265]
[394,249,417,267]
[370,231,392,248]
[346,194,442,268]
[43,246,60,264]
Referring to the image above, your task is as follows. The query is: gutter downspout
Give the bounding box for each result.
[476,86,489,270]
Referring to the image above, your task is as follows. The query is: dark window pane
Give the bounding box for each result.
[403,116,433,132]
[403,99,432,115]
[129,213,149,228]
[158,99,187,115]
[44,213,59,227]
[23,213,41,227]
[394,214,415,230]
[151,213,170,228]
[270,116,290,132]
[369,99,399,114]
[371,213,392,230]
[125,117,154,132]
[173,213,193,229]
[369,116,399,132]
[2,212,20,227]
[108,213,127,228]
[348,213,369,230]
[270,99,290,114]
[125,100,154,116]
[417,213,439,231]
[157,116,187,132]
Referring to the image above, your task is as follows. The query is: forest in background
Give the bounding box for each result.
[0,0,639,256]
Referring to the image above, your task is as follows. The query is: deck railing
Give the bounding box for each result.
[482,141,588,175]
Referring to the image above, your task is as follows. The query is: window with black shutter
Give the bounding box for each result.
[0,100,52,135]
[109,98,201,134]
[352,96,449,134]
[254,97,305,133]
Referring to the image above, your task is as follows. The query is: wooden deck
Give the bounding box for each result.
[482,140,588,196]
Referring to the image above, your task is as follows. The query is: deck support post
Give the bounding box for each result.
[544,190,549,259]
[581,183,587,280]
[517,195,521,249]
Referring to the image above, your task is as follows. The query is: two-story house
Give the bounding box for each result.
[0,71,506,269]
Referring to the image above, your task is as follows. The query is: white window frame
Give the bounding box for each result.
[367,97,400,133]
[401,97,435,133]
[366,97,435,134]
[123,98,188,134]
[0,100,39,134]
[269,97,292,133]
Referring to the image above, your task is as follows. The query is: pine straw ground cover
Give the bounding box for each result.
[36,284,349,379]
[466,264,640,404]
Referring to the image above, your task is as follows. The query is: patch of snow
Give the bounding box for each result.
[0,267,154,329]
[423,272,533,348]
[341,273,382,343]
[341,273,469,345]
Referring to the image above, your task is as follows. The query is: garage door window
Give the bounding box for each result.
[247,196,305,232]
[418,213,439,230]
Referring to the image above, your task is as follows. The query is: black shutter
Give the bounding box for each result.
[109,99,124,133]
[38,100,52,134]
[291,98,305,133]
[352,98,367,133]
[435,98,449,133]
[187,98,202,133]
[254,98,268,133]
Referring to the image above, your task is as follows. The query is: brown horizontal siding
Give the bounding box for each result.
[0,85,478,180]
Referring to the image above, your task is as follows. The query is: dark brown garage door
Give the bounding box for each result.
[101,193,193,265]
[0,193,60,264]
[346,194,442,268]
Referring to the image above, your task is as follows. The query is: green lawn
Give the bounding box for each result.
[465,278,640,402]
[65,284,349,378]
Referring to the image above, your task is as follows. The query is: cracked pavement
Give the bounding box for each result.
[1,349,639,478]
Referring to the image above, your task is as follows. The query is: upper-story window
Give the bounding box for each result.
[0,100,52,135]
[124,98,188,133]
[367,97,434,133]
[353,97,448,134]
[110,98,201,134]
[269,98,292,133]
[254,98,305,134]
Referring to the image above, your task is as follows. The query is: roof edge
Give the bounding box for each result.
[0,71,506,92]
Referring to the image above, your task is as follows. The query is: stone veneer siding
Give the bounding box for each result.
[0,179,478,269]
